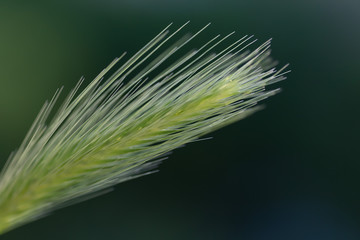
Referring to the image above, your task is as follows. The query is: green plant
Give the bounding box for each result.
[0,23,287,234]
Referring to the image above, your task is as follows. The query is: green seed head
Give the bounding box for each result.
[0,23,288,234]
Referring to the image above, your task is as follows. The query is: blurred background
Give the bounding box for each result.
[0,0,359,239]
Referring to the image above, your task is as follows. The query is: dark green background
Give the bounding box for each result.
[0,0,359,239]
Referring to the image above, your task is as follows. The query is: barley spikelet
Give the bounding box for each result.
[0,23,288,234]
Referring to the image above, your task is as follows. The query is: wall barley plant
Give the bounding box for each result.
[0,22,288,234]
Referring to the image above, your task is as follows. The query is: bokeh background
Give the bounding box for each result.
[0,0,359,239]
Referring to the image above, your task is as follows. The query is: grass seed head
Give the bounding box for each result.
[0,23,288,234]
